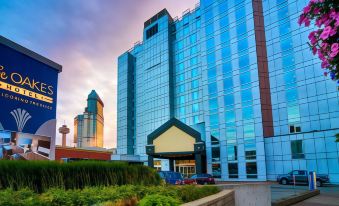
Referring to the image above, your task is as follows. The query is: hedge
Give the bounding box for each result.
[0,185,221,206]
[0,160,160,192]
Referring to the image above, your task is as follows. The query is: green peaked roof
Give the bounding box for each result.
[87,90,104,106]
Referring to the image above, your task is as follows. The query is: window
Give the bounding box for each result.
[192,91,199,100]
[177,63,184,73]
[176,73,185,82]
[176,52,184,62]
[241,89,252,102]
[205,23,214,36]
[192,79,199,89]
[242,106,253,120]
[193,115,200,124]
[176,84,185,93]
[220,15,229,28]
[281,37,293,51]
[190,57,198,66]
[190,33,197,43]
[179,107,185,116]
[208,67,217,80]
[176,40,184,50]
[228,163,238,178]
[282,52,295,69]
[236,21,247,36]
[224,94,234,106]
[226,127,236,140]
[191,68,199,77]
[219,2,227,14]
[246,162,257,179]
[208,82,218,94]
[227,145,237,161]
[212,163,221,178]
[196,18,201,28]
[287,105,300,122]
[245,140,256,160]
[192,103,199,113]
[286,88,298,102]
[205,10,213,21]
[209,98,218,111]
[207,53,216,66]
[223,77,233,93]
[291,140,304,159]
[244,124,255,138]
[239,55,250,68]
[223,61,232,76]
[290,125,301,133]
[177,95,185,105]
[238,38,248,52]
[221,31,230,45]
[240,72,251,86]
[225,110,235,125]
[190,46,198,55]
[146,23,158,39]
[212,146,220,162]
[235,6,246,20]
[209,114,219,126]
[221,46,231,59]
[206,38,215,51]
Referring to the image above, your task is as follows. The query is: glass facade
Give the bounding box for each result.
[117,0,339,182]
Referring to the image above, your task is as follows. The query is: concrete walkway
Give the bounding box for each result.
[292,185,339,206]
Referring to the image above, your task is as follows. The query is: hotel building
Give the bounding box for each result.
[74,90,104,148]
[116,0,339,182]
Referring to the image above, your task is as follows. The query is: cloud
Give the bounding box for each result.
[0,0,197,148]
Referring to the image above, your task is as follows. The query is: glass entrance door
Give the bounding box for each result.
[174,160,196,178]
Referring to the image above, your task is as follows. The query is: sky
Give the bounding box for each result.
[0,0,198,148]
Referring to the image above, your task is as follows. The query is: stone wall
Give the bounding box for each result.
[182,190,235,206]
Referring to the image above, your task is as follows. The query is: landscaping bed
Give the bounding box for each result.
[0,185,221,206]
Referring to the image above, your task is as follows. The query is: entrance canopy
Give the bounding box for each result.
[146,118,206,173]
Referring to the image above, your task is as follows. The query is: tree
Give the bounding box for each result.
[298,0,339,82]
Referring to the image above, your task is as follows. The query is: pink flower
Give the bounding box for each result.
[298,15,306,25]
[318,50,325,61]
[312,47,317,55]
[308,31,318,45]
[304,18,311,26]
[321,60,329,68]
[313,8,321,15]
[320,26,332,40]
[330,43,339,58]
[303,5,311,14]
[316,18,323,27]
[329,27,337,36]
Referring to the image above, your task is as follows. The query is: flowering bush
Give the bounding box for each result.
[298,0,338,82]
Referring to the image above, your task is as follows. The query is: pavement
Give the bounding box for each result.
[271,184,339,206]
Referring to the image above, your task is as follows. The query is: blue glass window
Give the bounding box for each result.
[177,63,184,72]
[207,53,216,67]
[196,18,201,28]
[192,103,199,113]
[282,52,295,70]
[220,16,229,28]
[236,21,247,36]
[240,72,251,86]
[176,73,184,82]
[191,68,199,77]
[190,33,197,43]
[176,52,184,62]
[286,88,298,102]
[219,2,227,14]
[190,56,198,66]
[226,127,236,139]
[177,84,185,93]
[190,46,198,55]
[205,10,213,21]
[208,67,217,80]
[193,115,200,124]
[223,61,232,76]
[206,38,215,51]
[209,98,218,111]
[206,23,214,36]
[235,6,246,20]
[183,25,190,35]
[224,94,234,106]
[222,46,231,59]
[238,38,248,52]
[244,124,255,138]
[221,31,230,45]
[210,114,219,126]
[208,82,218,94]
[277,6,289,21]
[177,95,185,105]
[242,106,253,119]
[227,145,237,161]
[179,107,185,116]
[177,40,184,50]
[192,91,199,100]
[284,71,296,87]
[281,37,293,51]
[279,22,291,36]
[192,79,199,89]
[287,105,300,122]
[241,89,252,102]
[239,55,250,68]
[225,110,235,124]
[223,77,233,93]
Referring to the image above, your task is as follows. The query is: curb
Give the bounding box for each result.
[272,190,320,206]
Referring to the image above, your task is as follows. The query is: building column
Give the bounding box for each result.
[148,155,154,168]
[169,159,174,171]
[195,153,202,174]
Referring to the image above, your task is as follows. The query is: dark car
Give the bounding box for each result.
[158,171,184,185]
[184,174,215,185]
[276,170,329,187]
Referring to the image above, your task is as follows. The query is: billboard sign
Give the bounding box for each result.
[0,36,62,160]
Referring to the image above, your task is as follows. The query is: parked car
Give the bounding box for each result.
[276,170,329,187]
[158,171,184,185]
[184,174,215,185]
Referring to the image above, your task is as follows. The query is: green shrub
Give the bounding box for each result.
[138,194,181,206]
[0,185,220,206]
[0,160,160,192]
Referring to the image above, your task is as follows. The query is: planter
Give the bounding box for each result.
[182,190,235,206]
